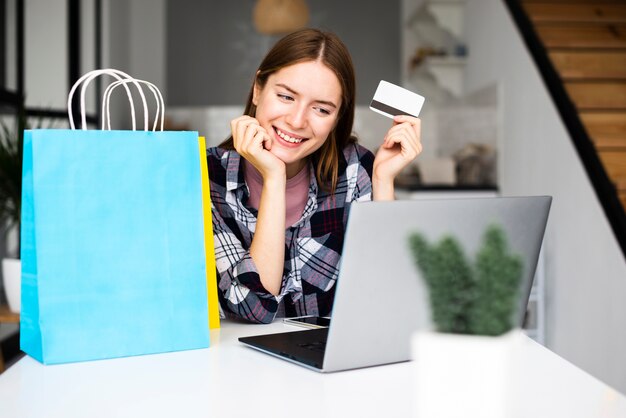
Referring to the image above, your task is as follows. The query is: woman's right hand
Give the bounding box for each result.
[231,116,285,179]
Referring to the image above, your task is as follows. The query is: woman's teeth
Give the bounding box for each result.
[276,128,304,144]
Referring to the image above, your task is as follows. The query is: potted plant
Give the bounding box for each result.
[408,224,525,417]
[0,111,25,313]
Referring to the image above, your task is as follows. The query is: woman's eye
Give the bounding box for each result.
[315,107,331,116]
[277,94,294,101]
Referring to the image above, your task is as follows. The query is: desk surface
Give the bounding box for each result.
[1,320,625,418]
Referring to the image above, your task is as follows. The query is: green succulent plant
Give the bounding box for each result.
[409,224,523,336]
[409,234,474,334]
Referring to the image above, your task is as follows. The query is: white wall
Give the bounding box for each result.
[463,0,626,394]
[24,0,67,109]
[104,0,166,129]
[127,0,166,97]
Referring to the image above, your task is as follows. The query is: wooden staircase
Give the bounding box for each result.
[519,0,626,211]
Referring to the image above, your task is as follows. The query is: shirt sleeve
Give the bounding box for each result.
[211,206,281,324]
[347,143,375,203]
[206,148,280,324]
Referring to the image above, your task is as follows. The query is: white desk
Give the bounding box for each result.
[1,320,625,418]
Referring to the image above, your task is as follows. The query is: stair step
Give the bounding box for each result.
[564,82,626,110]
[549,51,626,80]
[521,0,626,5]
[587,132,626,150]
[524,3,626,24]
[598,150,626,180]
[522,0,626,2]
[579,112,626,138]
[536,24,626,49]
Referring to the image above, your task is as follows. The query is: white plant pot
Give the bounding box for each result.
[2,258,21,313]
[411,329,524,418]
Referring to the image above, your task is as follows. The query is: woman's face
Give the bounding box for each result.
[253,60,342,177]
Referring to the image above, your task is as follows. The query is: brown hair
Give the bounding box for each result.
[220,28,357,193]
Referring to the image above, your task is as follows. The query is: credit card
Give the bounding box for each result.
[369,80,425,119]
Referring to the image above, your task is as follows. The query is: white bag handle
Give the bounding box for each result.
[67,69,148,131]
[102,79,165,131]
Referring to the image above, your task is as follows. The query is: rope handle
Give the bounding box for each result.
[102,79,165,131]
[67,69,148,131]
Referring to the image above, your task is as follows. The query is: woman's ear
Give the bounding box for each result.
[252,71,261,106]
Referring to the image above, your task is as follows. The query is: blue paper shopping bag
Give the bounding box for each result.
[20,129,210,364]
[19,71,210,364]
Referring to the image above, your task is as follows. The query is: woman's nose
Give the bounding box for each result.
[286,105,307,129]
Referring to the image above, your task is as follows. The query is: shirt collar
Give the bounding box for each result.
[223,150,320,222]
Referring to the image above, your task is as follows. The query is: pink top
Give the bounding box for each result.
[243,160,310,227]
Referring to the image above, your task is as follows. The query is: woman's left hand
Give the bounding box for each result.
[373,115,422,183]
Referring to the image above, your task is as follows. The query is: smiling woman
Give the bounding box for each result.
[207,28,422,323]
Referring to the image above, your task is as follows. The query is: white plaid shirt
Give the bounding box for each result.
[207,143,374,323]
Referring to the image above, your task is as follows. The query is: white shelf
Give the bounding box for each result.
[424,0,466,39]
[424,56,466,66]
[422,56,467,97]
[404,0,468,98]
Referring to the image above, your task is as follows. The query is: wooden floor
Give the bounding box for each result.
[522,0,626,210]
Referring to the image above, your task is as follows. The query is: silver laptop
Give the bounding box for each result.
[239,196,552,372]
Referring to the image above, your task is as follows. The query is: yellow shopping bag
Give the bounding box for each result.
[199,136,220,329]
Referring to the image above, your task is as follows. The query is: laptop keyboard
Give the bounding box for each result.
[298,341,326,353]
